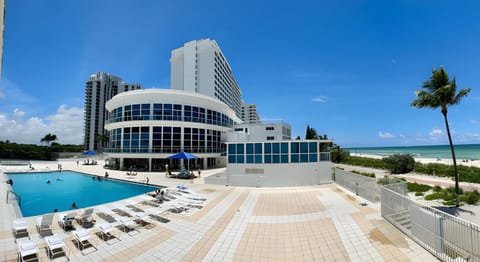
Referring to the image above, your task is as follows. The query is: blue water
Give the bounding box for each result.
[7,171,157,217]
[347,144,480,160]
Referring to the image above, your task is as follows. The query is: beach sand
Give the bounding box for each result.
[351,152,480,168]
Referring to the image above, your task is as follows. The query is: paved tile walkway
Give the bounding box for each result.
[0,160,437,261]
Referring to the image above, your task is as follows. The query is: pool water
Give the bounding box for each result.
[7,171,157,217]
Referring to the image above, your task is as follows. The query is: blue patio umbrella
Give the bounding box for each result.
[168,152,198,170]
[82,150,97,156]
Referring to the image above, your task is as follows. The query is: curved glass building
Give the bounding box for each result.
[104,89,242,171]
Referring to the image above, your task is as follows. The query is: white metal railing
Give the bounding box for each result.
[381,184,480,261]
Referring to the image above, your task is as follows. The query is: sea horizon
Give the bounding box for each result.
[347,143,480,160]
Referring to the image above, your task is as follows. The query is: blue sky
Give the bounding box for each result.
[1,0,479,147]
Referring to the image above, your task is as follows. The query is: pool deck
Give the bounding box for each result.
[0,160,437,261]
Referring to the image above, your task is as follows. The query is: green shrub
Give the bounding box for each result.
[382,154,415,174]
[351,170,375,178]
[415,192,424,196]
[425,193,443,200]
[443,199,457,206]
[433,185,442,192]
[407,182,432,193]
[460,190,480,205]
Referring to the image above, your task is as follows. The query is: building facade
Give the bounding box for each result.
[170,39,244,118]
[226,140,332,187]
[104,89,242,171]
[240,104,260,123]
[84,72,142,151]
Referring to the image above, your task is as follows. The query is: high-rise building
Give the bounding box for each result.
[84,72,141,151]
[170,39,244,118]
[241,104,260,124]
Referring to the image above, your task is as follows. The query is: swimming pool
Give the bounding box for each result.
[6,171,157,217]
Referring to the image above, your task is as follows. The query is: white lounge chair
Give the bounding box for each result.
[73,228,97,253]
[77,208,94,226]
[17,239,38,262]
[13,219,29,240]
[96,222,120,242]
[58,212,76,230]
[117,216,140,235]
[36,213,54,236]
[45,235,69,261]
[97,206,117,223]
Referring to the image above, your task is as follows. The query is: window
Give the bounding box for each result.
[266,126,274,131]
[267,136,275,140]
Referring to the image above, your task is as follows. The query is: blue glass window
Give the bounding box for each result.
[228,155,236,163]
[255,143,262,154]
[281,143,288,153]
[228,144,236,154]
[309,154,318,162]
[264,143,271,154]
[309,142,317,152]
[272,143,280,154]
[291,154,299,163]
[291,142,299,153]
[255,155,262,163]
[236,155,244,163]
[300,142,308,153]
[246,143,254,154]
[264,155,272,163]
[246,155,254,163]
[236,144,244,154]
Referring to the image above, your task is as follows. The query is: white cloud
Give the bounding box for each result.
[13,108,25,117]
[378,131,396,139]
[0,105,83,144]
[429,128,443,137]
[312,96,327,103]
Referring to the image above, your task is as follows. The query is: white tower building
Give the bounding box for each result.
[170,39,244,118]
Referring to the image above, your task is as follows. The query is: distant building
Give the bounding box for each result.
[170,39,244,118]
[84,72,142,151]
[226,120,291,142]
[240,104,260,123]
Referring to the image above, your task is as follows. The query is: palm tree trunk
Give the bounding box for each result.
[443,112,460,207]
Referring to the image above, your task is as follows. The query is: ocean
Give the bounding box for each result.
[347,144,480,160]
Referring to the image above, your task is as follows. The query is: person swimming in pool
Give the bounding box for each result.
[71,202,77,208]
[46,180,51,184]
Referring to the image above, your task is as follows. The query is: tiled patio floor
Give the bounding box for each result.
[0,160,437,261]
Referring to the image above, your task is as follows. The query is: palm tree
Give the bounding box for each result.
[411,66,471,207]
[94,133,109,152]
[40,133,58,146]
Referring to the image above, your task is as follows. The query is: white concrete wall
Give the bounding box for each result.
[226,162,332,187]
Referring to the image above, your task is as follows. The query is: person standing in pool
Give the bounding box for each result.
[71,202,77,209]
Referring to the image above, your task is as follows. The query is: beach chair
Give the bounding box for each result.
[36,213,54,236]
[73,228,97,253]
[117,216,140,235]
[96,222,120,242]
[45,235,69,261]
[77,208,94,226]
[97,206,117,223]
[17,239,39,262]
[13,219,29,240]
[58,212,76,230]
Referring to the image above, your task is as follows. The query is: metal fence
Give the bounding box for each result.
[333,168,380,202]
[382,183,480,262]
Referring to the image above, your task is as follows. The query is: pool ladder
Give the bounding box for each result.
[6,190,21,206]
